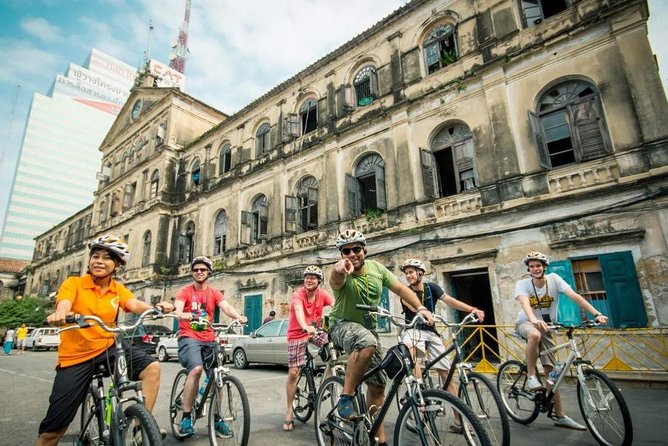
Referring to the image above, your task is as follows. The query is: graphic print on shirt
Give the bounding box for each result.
[528,293,553,309]
[110,296,120,312]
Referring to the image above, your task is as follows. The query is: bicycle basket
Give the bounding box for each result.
[379,344,412,381]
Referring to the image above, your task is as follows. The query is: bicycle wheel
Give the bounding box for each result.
[121,403,164,446]
[79,390,103,445]
[496,360,539,424]
[576,368,633,446]
[169,369,189,439]
[314,375,352,446]
[293,369,314,423]
[207,374,251,446]
[394,388,492,446]
[459,372,511,446]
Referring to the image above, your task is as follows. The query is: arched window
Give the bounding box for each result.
[142,231,152,267]
[180,222,195,264]
[190,159,201,188]
[150,170,160,199]
[423,22,458,74]
[299,98,318,135]
[285,176,319,233]
[422,124,478,198]
[256,123,271,156]
[345,154,386,218]
[529,80,610,169]
[213,210,228,255]
[353,66,379,107]
[242,195,268,244]
[219,143,232,175]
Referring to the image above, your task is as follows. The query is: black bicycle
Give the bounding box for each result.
[398,312,510,446]
[292,329,346,423]
[314,305,491,446]
[62,308,166,446]
[168,319,250,446]
[497,320,632,446]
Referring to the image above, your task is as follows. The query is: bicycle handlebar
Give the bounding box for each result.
[59,307,170,334]
[189,317,246,332]
[355,304,425,330]
[548,320,600,330]
[432,312,479,327]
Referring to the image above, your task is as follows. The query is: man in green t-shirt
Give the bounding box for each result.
[329,230,434,446]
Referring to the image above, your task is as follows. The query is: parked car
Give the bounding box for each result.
[128,324,173,355]
[156,324,248,362]
[24,327,60,351]
[231,319,323,369]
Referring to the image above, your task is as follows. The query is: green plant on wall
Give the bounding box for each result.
[440,49,458,66]
[364,208,384,222]
[213,259,225,272]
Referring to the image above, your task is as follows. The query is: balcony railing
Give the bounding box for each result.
[548,158,619,194]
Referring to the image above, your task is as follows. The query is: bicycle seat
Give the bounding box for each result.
[91,363,110,379]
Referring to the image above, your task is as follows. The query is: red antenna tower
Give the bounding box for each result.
[169,0,191,74]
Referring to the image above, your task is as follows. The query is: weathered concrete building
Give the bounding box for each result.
[28,0,667,349]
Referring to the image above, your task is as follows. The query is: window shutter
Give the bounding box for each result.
[571,96,609,160]
[420,149,439,199]
[307,187,318,204]
[241,211,252,228]
[307,203,318,228]
[547,260,581,325]
[287,113,300,137]
[346,174,360,218]
[156,124,166,144]
[259,216,268,239]
[374,164,387,211]
[285,195,299,232]
[528,111,550,169]
[369,73,379,99]
[600,251,647,328]
[343,85,355,109]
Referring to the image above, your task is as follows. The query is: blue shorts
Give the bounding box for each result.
[178,337,217,373]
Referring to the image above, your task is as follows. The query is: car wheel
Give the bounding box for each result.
[157,347,168,362]
[32,343,38,352]
[233,349,248,369]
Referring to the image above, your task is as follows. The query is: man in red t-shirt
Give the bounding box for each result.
[283,266,333,431]
[174,256,247,438]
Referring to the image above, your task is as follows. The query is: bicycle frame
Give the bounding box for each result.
[64,308,166,445]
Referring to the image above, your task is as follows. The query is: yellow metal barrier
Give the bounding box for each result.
[436,325,668,375]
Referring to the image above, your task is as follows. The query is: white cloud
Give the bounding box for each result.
[20,17,62,42]
[0,38,59,83]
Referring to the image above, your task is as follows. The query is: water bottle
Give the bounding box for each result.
[547,363,562,385]
[196,376,209,405]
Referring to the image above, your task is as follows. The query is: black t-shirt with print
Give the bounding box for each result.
[401,281,444,333]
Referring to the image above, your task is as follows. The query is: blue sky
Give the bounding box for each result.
[0,0,667,237]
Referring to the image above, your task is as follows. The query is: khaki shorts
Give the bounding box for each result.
[400,328,450,371]
[515,320,556,367]
[329,321,386,387]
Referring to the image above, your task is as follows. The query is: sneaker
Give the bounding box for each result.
[526,375,544,391]
[336,395,362,421]
[180,417,194,437]
[215,420,234,438]
[554,415,587,431]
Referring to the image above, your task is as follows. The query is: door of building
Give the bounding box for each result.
[450,270,499,360]
[244,294,263,335]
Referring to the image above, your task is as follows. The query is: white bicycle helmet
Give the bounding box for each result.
[400,259,426,272]
[524,251,549,266]
[303,265,324,280]
[89,235,130,265]
[335,230,366,249]
[191,256,213,271]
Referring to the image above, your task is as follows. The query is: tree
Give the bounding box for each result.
[0,296,51,327]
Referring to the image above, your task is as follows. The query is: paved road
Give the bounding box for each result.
[0,350,665,445]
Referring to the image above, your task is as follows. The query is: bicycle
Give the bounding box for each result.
[61,308,166,446]
[314,304,491,446]
[497,320,633,446]
[168,318,251,445]
[292,328,347,423]
[397,312,510,446]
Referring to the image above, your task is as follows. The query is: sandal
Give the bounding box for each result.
[282,420,294,432]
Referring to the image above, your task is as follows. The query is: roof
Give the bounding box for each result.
[0,258,28,274]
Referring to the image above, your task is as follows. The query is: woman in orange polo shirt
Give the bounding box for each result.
[36,235,174,446]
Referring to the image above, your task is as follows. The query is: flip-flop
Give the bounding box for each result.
[282,420,294,432]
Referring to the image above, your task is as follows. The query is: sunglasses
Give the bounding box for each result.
[192,268,209,273]
[341,246,363,255]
